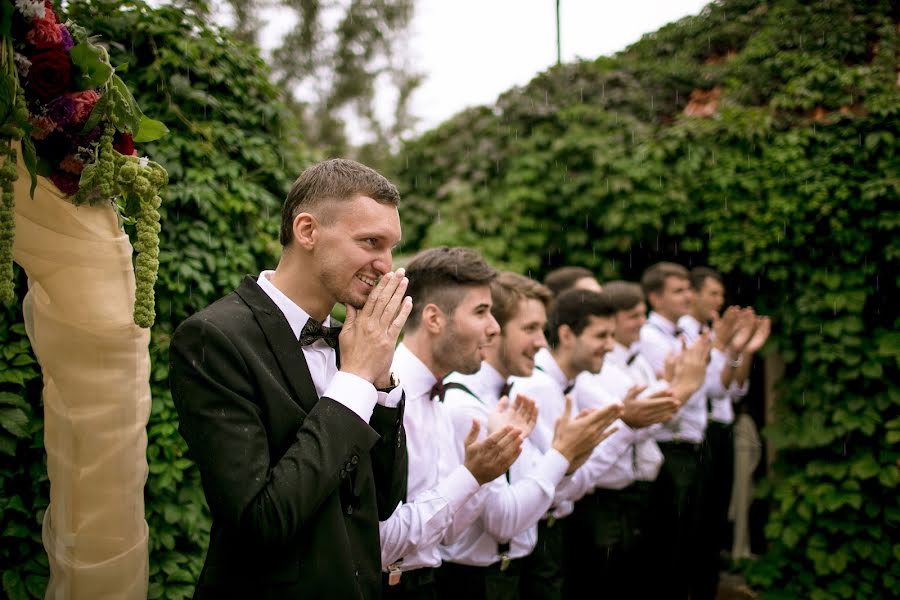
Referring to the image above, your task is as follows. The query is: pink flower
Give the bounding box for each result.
[28,114,56,140]
[68,90,100,124]
[26,18,63,49]
[41,1,58,24]
[59,155,85,174]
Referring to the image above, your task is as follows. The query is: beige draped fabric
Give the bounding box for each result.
[729,413,762,560]
[10,147,150,599]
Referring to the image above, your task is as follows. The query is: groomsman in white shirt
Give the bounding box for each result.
[380,247,528,599]
[681,267,770,600]
[438,275,621,600]
[638,261,731,599]
[581,280,709,597]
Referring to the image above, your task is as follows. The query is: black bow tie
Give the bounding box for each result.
[563,381,575,395]
[299,318,341,348]
[673,327,684,338]
[499,381,513,399]
[626,352,639,366]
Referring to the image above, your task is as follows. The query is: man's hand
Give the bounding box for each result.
[339,269,413,385]
[488,393,538,439]
[552,396,622,474]
[463,421,523,485]
[712,306,741,351]
[727,308,757,355]
[670,334,711,404]
[743,316,771,354]
[622,387,680,428]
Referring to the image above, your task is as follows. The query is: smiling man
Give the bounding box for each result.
[438,275,620,600]
[170,159,412,599]
[380,248,526,600]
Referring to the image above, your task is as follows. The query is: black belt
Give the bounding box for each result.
[659,440,703,454]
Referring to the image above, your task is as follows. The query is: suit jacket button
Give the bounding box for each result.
[340,468,346,479]
[351,455,359,465]
[346,505,354,515]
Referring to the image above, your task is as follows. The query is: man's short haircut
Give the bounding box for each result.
[543,266,596,297]
[546,288,616,346]
[280,158,401,246]
[491,272,553,330]
[641,262,689,297]
[404,247,497,331]
[600,280,645,313]
[689,266,724,292]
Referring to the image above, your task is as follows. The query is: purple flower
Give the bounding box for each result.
[58,25,74,51]
[46,95,76,125]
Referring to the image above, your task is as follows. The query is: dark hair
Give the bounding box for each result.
[600,280,645,312]
[491,272,553,329]
[543,266,596,297]
[280,158,400,246]
[689,266,723,292]
[404,247,497,331]
[546,288,616,346]
[640,262,689,297]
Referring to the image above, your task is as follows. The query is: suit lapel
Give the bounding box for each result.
[235,275,319,414]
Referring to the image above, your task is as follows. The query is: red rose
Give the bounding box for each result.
[114,132,136,156]
[27,49,72,101]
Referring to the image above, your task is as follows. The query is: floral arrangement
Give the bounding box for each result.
[0,0,168,327]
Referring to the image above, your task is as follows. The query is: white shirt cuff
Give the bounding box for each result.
[325,371,378,423]
[377,385,403,408]
[436,464,481,514]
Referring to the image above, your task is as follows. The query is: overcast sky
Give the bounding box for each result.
[406,0,710,133]
[249,0,713,140]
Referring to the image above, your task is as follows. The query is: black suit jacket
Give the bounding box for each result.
[169,276,407,599]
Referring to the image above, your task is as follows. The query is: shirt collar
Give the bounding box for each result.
[678,314,702,337]
[648,311,679,337]
[392,343,438,402]
[535,347,572,391]
[256,270,331,341]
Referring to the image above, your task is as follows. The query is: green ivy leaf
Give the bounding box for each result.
[1,569,27,600]
[0,407,29,438]
[133,116,170,143]
[70,42,115,90]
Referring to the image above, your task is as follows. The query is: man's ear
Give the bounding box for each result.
[292,212,319,250]
[558,324,575,346]
[421,303,445,335]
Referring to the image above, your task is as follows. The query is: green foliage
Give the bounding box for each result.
[0,0,312,596]
[393,0,899,597]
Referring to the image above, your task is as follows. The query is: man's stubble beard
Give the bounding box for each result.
[434,323,481,376]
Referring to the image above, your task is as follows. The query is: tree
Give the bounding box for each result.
[174,0,421,163]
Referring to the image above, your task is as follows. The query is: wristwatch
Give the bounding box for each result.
[376,372,400,393]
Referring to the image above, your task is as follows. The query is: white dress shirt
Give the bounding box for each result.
[256,270,402,423]
[678,314,742,425]
[512,350,632,516]
[440,361,570,565]
[378,343,481,571]
[592,345,667,482]
[640,312,723,443]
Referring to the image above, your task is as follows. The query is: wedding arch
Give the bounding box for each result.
[2,1,168,596]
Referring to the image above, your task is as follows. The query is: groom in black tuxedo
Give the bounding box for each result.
[170,159,413,598]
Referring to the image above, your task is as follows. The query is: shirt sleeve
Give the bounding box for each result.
[379,464,480,568]
[325,371,378,423]
[481,442,569,541]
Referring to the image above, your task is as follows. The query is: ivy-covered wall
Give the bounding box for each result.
[0,1,312,598]
[392,1,898,598]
